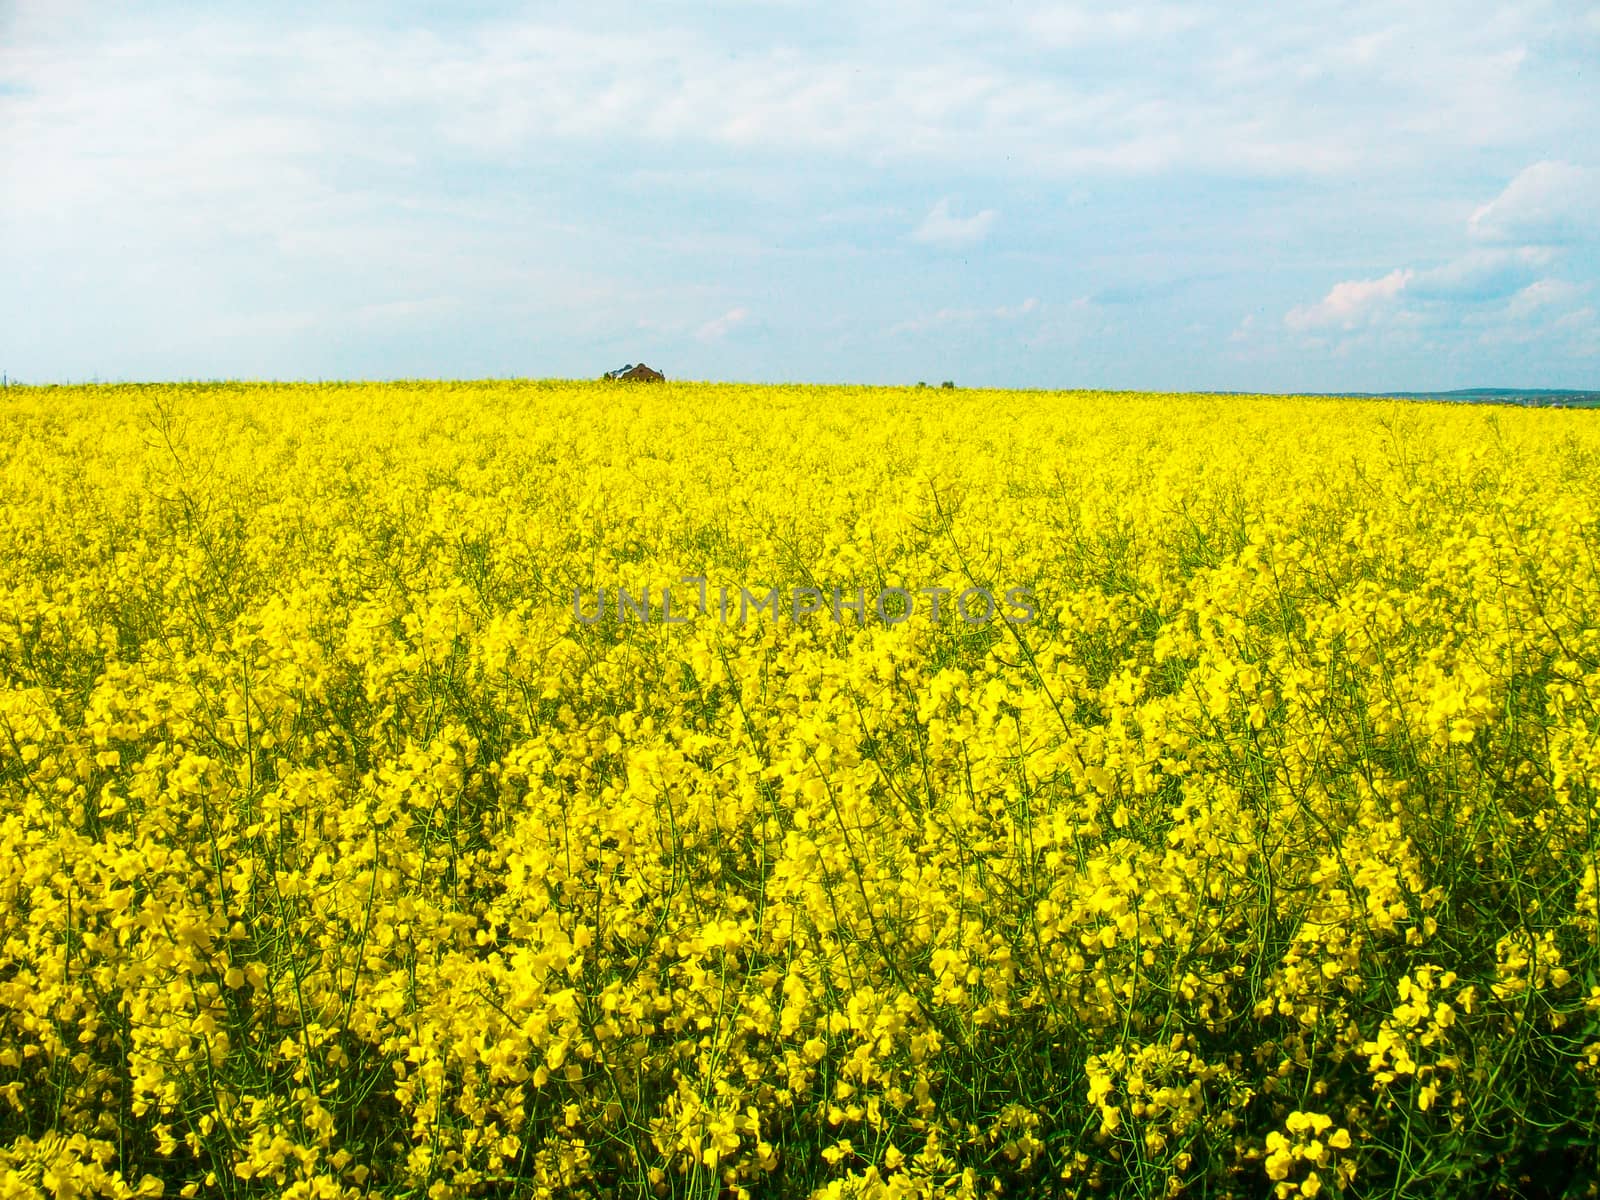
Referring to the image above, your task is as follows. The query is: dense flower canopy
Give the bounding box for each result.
[1,381,1598,1198]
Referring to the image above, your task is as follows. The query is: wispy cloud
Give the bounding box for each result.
[696,307,750,343]
[888,296,1038,336]
[351,296,460,327]
[1406,248,1551,302]
[1505,279,1588,319]
[2,2,1598,388]
[1019,5,1203,46]
[993,297,1039,319]
[1280,159,1599,372]
[910,199,997,249]
[1470,161,1600,244]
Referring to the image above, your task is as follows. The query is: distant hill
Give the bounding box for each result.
[1342,388,1600,409]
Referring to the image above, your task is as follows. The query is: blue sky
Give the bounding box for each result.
[2,1,1597,390]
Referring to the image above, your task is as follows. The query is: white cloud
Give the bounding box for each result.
[1469,161,1600,243]
[3,2,1599,386]
[993,297,1039,318]
[1285,268,1412,332]
[696,307,749,342]
[7,1,1592,250]
[888,296,1039,336]
[888,307,968,336]
[256,10,1540,181]
[1505,278,1587,319]
[1020,5,1203,46]
[351,296,460,327]
[910,199,996,248]
[1279,159,1600,354]
[1406,248,1552,302]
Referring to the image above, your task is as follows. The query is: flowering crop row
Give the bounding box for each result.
[1,382,1597,1198]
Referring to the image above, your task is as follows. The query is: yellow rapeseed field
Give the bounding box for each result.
[1,381,1598,1199]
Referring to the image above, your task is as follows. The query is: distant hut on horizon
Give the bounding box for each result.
[601,363,666,382]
